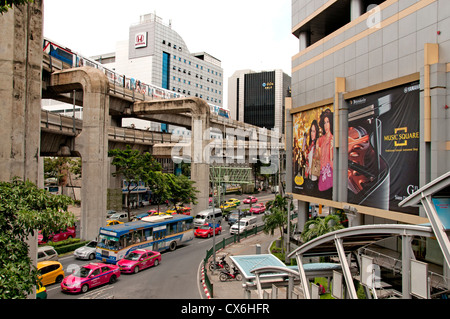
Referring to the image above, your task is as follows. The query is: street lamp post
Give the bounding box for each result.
[285,194,293,264]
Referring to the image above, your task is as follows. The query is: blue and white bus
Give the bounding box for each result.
[96,214,194,264]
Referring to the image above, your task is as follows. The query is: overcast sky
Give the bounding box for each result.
[43,0,298,108]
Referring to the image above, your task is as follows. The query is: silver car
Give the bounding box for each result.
[73,240,97,260]
[38,246,59,262]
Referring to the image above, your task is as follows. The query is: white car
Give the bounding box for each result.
[73,241,97,260]
[38,246,59,262]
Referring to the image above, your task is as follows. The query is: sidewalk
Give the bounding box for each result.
[204,231,279,299]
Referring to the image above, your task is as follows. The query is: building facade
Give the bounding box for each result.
[96,13,224,107]
[289,0,450,229]
[228,69,291,134]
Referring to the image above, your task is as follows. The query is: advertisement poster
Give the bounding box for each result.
[293,105,334,200]
[347,82,420,215]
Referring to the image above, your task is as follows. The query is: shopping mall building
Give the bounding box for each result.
[287,0,449,257]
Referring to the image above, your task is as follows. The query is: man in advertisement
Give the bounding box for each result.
[347,82,420,215]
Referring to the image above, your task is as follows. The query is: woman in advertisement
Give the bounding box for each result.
[304,120,320,192]
[317,108,334,194]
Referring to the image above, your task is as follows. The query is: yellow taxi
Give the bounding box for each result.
[166,205,191,215]
[220,198,240,210]
[107,220,124,226]
[227,198,241,206]
[37,261,65,286]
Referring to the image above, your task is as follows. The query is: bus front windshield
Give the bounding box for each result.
[98,235,120,251]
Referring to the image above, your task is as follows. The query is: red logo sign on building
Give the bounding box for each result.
[135,32,147,48]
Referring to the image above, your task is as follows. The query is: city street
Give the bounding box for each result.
[46,192,275,299]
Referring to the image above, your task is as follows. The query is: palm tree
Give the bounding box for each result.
[262,206,287,248]
[262,194,294,254]
[265,194,294,214]
[301,214,344,243]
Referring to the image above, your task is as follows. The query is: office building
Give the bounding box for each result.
[94,13,224,107]
[228,69,291,134]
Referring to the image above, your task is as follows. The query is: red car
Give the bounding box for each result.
[194,223,222,238]
[61,262,120,294]
[243,196,258,204]
[117,249,161,274]
[250,203,266,214]
[38,226,76,245]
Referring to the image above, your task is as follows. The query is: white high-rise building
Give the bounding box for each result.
[94,13,224,107]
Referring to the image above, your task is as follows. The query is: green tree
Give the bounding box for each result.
[262,207,287,249]
[301,214,344,243]
[147,171,171,213]
[108,145,162,220]
[165,174,199,209]
[262,194,294,254]
[0,177,76,299]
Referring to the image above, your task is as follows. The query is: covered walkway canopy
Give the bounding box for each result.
[230,254,345,299]
[236,224,434,299]
[400,171,450,268]
[287,224,434,299]
[232,172,450,299]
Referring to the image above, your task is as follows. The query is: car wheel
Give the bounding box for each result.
[133,266,139,274]
[207,233,211,238]
[109,275,117,284]
[154,259,159,267]
[89,253,95,260]
[55,275,64,284]
[81,284,89,293]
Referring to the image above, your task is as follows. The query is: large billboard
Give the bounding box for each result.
[292,81,420,215]
[293,105,334,200]
[347,82,420,214]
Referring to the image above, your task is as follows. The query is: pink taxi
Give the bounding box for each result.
[61,262,120,294]
[117,249,161,274]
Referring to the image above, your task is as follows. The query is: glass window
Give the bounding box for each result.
[162,52,170,90]
[101,266,110,273]
[92,269,101,276]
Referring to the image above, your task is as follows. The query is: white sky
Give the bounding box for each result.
[43,0,298,108]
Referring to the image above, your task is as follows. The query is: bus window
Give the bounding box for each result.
[144,228,153,240]
[134,230,143,243]
[168,223,177,235]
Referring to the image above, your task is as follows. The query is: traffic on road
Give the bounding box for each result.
[42,191,276,299]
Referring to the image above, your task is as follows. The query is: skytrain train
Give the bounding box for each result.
[43,38,230,119]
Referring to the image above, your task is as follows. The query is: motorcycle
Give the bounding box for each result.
[219,266,242,282]
[209,254,230,271]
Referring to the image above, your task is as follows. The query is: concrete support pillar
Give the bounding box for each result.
[0,1,43,299]
[285,101,293,195]
[298,32,309,51]
[337,93,348,203]
[350,0,364,21]
[191,114,210,214]
[401,235,413,299]
[107,157,123,212]
[297,200,309,235]
[0,1,43,183]
[50,67,110,241]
